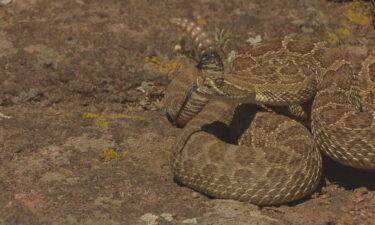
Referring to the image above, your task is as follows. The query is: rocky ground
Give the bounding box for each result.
[0,0,374,224]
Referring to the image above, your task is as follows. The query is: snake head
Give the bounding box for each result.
[197,51,224,72]
[196,72,257,103]
[195,51,257,103]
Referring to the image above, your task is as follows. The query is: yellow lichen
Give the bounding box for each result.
[322,2,370,43]
[197,19,207,26]
[165,137,175,143]
[113,114,146,120]
[165,61,179,71]
[144,56,180,72]
[339,20,351,29]
[84,112,146,128]
[82,113,108,128]
[336,28,351,36]
[326,32,339,43]
[346,9,371,25]
[100,148,118,162]
[82,112,102,119]
[123,152,133,157]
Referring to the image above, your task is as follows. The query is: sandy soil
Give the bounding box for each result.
[0,0,374,224]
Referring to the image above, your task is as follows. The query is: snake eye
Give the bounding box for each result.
[215,78,224,87]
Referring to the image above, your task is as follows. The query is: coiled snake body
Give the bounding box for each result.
[164,18,375,205]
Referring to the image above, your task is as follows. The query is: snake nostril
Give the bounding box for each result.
[203,79,212,89]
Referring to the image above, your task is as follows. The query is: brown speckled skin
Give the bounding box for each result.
[312,56,375,169]
[165,62,322,205]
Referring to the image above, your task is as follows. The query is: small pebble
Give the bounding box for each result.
[246,34,262,44]
[182,218,198,224]
[140,213,159,225]
[0,112,11,120]
[291,19,305,26]
[0,0,13,6]
[174,44,182,51]
[301,26,314,33]
[191,192,200,198]
[160,213,173,222]
[139,100,147,106]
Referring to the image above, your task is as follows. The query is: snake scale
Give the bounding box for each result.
[163,18,375,205]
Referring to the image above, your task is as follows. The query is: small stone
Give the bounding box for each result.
[291,19,305,26]
[174,44,182,51]
[140,213,159,225]
[0,112,11,120]
[191,192,200,198]
[246,34,262,44]
[160,213,173,222]
[301,26,314,33]
[139,100,147,106]
[0,0,13,6]
[182,218,198,224]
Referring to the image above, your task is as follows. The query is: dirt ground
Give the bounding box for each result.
[0,0,374,224]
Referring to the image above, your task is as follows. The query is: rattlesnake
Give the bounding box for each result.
[164,18,374,205]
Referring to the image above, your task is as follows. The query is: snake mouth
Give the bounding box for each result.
[196,76,258,103]
[196,76,226,97]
